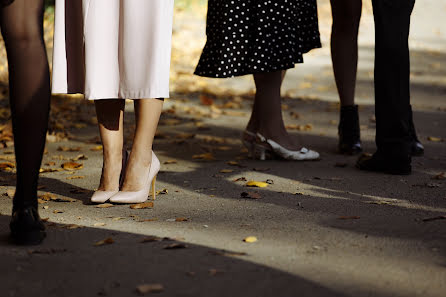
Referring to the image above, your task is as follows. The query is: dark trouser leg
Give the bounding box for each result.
[372,0,415,158]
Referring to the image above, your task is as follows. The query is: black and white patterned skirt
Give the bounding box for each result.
[195,0,321,78]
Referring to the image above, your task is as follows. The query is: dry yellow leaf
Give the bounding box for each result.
[245,181,268,188]
[57,146,81,152]
[428,136,442,142]
[192,153,215,161]
[243,236,258,243]
[94,237,114,247]
[93,222,106,227]
[95,203,114,208]
[62,162,83,171]
[0,161,15,169]
[130,202,154,209]
[175,217,189,222]
[66,175,85,180]
[90,145,103,151]
[136,284,164,294]
[220,169,234,173]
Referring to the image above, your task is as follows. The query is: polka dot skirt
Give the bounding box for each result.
[195,0,322,78]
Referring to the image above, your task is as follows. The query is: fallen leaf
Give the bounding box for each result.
[58,146,81,152]
[72,154,88,161]
[432,172,446,180]
[62,162,83,171]
[220,169,234,173]
[66,175,85,180]
[95,203,114,208]
[175,217,189,222]
[112,217,126,221]
[338,216,360,220]
[0,161,15,170]
[163,243,187,250]
[130,202,154,209]
[90,145,103,151]
[243,236,258,243]
[93,222,106,227]
[163,159,177,164]
[138,218,159,222]
[39,168,63,173]
[155,189,168,195]
[52,210,63,214]
[428,136,442,142]
[49,196,77,203]
[240,192,261,199]
[209,268,224,276]
[245,181,268,188]
[45,161,56,166]
[136,284,164,295]
[94,237,114,247]
[200,94,214,106]
[140,236,163,243]
[192,153,215,161]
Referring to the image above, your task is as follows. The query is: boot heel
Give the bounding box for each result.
[151,175,157,200]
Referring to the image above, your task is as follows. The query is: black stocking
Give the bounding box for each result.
[1,0,50,210]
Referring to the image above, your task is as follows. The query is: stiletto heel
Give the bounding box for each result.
[110,151,160,204]
[91,150,130,204]
[151,175,157,200]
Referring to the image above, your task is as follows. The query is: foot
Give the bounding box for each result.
[10,206,46,245]
[97,151,124,192]
[338,105,362,155]
[411,141,424,157]
[356,152,411,175]
[257,127,303,152]
[408,105,424,157]
[121,150,153,192]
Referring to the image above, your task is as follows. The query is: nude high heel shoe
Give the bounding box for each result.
[109,151,160,204]
[91,150,129,204]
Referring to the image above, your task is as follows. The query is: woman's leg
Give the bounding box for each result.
[94,100,125,191]
[330,0,362,107]
[249,71,302,150]
[246,71,286,133]
[120,99,163,191]
[330,0,363,154]
[1,0,50,210]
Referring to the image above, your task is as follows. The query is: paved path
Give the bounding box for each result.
[0,1,445,297]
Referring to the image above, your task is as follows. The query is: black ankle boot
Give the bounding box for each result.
[408,105,424,156]
[10,205,46,245]
[357,152,411,175]
[338,105,362,155]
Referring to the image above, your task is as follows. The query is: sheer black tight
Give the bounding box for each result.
[1,0,50,210]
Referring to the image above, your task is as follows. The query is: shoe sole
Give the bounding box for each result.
[10,230,46,245]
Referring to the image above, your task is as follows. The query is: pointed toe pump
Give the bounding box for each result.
[110,151,160,204]
[91,150,130,204]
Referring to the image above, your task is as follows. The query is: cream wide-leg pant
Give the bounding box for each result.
[52,0,174,100]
